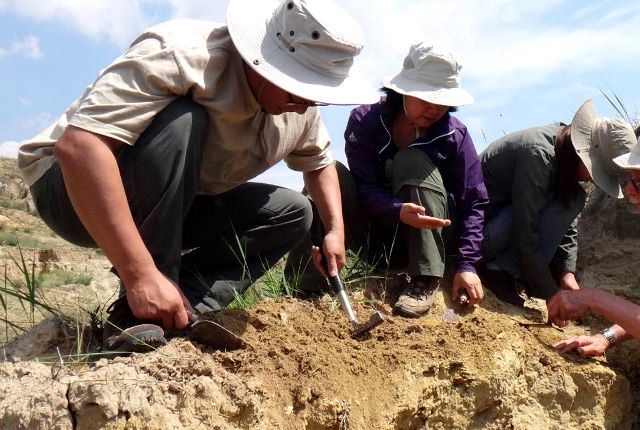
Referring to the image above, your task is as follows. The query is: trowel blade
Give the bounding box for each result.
[443,307,461,322]
[351,311,385,338]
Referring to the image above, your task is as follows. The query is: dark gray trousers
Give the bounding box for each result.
[286,147,449,292]
[31,98,312,312]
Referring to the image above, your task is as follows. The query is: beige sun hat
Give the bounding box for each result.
[382,42,473,107]
[613,135,640,171]
[571,99,636,198]
[226,0,378,105]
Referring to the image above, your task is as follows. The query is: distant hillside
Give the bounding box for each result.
[0,157,31,210]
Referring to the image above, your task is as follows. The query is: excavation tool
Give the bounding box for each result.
[443,291,470,322]
[321,257,385,337]
[310,221,385,338]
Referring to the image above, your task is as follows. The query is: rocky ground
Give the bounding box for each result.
[0,158,639,429]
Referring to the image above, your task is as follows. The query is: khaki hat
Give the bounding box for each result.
[613,136,640,171]
[382,42,473,107]
[571,99,636,198]
[226,0,378,105]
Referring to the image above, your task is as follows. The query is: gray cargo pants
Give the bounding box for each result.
[286,147,448,292]
[30,97,312,312]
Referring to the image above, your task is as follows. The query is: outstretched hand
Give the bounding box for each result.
[546,289,593,326]
[553,334,610,357]
[399,203,451,230]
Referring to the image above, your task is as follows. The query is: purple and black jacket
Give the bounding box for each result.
[343,99,488,274]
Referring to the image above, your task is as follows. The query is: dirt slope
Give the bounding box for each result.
[1,160,639,429]
[0,288,634,430]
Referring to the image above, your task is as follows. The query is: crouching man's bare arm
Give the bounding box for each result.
[54,126,192,329]
[303,163,346,277]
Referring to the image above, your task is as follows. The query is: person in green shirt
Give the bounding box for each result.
[479,100,635,319]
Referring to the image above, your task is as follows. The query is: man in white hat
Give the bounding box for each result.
[17,0,378,351]
[480,100,635,313]
[549,133,640,356]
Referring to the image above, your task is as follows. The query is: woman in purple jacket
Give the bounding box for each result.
[342,43,488,317]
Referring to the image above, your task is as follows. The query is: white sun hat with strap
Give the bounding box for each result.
[226,0,378,105]
[383,42,474,107]
[570,99,635,198]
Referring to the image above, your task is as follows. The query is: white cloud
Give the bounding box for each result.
[1,0,229,47]
[2,0,156,46]
[0,35,42,60]
[0,141,20,158]
[335,0,640,96]
[164,0,226,22]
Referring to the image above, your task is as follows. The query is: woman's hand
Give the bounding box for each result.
[452,271,484,306]
[399,203,451,229]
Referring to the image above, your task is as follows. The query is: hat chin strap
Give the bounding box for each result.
[403,94,423,139]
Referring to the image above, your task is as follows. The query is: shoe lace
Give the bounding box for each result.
[406,285,428,300]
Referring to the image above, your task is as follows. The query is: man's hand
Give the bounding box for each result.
[452,271,484,307]
[399,203,451,230]
[125,268,193,330]
[55,127,193,330]
[310,229,346,277]
[553,334,609,357]
[546,289,595,326]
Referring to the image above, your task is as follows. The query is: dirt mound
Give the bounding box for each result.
[0,291,633,430]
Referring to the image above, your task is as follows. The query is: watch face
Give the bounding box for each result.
[600,328,616,345]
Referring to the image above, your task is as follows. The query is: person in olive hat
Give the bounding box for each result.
[480,99,635,316]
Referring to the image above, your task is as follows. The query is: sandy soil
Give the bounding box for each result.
[0,281,635,430]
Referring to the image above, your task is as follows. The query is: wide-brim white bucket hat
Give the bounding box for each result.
[571,99,636,198]
[383,42,473,107]
[226,0,378,105]
[613,136,640,171]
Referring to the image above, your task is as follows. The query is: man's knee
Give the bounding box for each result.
[153,97,208,148]
[276,188,314,235]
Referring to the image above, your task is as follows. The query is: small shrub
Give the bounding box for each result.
[38,270,93,287]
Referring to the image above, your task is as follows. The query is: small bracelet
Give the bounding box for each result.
[599,327,617,347]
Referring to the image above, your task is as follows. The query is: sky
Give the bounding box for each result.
[1,0,639,190]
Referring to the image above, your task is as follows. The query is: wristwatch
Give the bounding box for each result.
[599,327,617,347]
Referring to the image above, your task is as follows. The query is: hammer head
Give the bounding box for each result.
[351,311,385,338]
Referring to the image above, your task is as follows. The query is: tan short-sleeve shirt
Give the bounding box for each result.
[17,19,333,195]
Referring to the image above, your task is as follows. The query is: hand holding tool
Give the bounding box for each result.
[310,222,384,338]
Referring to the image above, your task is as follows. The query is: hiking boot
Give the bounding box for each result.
[477,265,525,307]
[103,296,167,355]
[394,276,440,318]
